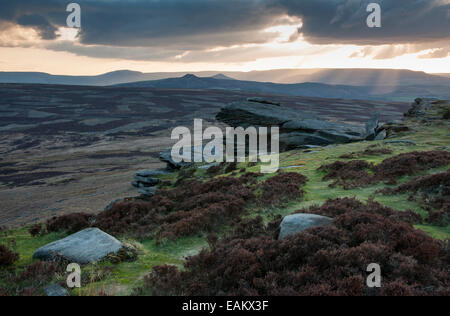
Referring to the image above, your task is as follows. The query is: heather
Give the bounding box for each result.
[319,151,450,189]
[134,199,449,296]
[43,172,307,242]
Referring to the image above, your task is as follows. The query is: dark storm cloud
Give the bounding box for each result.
[0,0,449,49]
[17,14,58,39]
[278,0,450,45]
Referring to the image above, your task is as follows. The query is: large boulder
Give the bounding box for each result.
[33,228,122,264]
[279,214,333,239]
[216,99,376,150]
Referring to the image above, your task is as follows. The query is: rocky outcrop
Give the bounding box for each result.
[33,228,122,264]
[279,214,333,239]
[131,169,170,197]
[405,98,439,117]
[216,98,384,150]
[159,148,196,170]
[159,145,221,169]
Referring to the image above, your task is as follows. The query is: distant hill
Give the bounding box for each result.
[1,69,449,101]
[227,69,450,86]
[1,69,449,87]
[211,74,235,80]
[115,74,376,100]
[116,74,450,101]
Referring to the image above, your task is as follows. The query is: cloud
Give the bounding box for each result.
[16,14,57,40]
[0,0,449,62]
[278,0,450,45]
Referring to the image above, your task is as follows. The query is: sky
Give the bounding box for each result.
[0,0,449,75]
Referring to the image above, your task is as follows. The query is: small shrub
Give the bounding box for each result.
[29,224,44,237]
[319,160,375,189]
[373,151,450,184]
[380,171,450,226]
[46,213,93,234]
[18,261,58,286]
[0,245,19,267]
[258,172,307,206]
[340,147,392,159]
[206,164,222,176]
[443,109,450,120]
[0,287,10,296]
[224,162,238,173]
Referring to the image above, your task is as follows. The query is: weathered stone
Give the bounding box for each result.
[198,162,222,170]
[405,98,439,117]
[33,228,122,264]
[279,214,333,239]
[374,130,387,141]
[134,175,161,186]
[216,99,370,150]
[159,145,220,169]
[135,169,170,177]
[44,284,69,297]
[104,199,123,212]
[279,132,332,150]
[246,97,281,106]
[138,186,157,197]
[365,113,380,140]
[159,148,196,169]
[282,119,365,143]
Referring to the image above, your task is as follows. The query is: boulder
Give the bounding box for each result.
[216,99,369,150]
[216,100,316,128]
[374,129,387,141]
[134,175,161,186]
[159,148,196,169]
[33,228,122,264]
[405,98,439,117]
[44,284,69,297]
[135,169,170,177]
[138,186,157,197]
[279,132,332,150]
[279,214,333,239]
[365,113,380,140]
[159,145,220,169]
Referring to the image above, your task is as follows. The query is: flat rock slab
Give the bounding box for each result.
[44,284,69,297]
[279,214,333,239]
[135,169,171,177]
[33,228,122,264]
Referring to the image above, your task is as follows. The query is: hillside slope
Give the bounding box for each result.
[1,99,449,296]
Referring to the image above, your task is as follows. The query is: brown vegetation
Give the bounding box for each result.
[381,171,450,226]
[0,245,19,267]
[134,199,449,296]
[320,151,450,189]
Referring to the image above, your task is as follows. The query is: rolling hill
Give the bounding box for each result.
[1,68,449,86]
[116,74,450,101]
